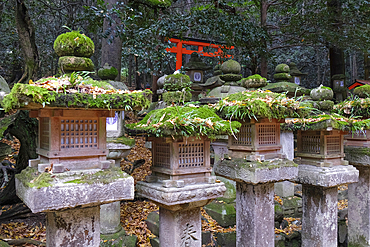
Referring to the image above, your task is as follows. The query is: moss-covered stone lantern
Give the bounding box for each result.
[213,90,309,246]
[289,62,307,85]
[2,31,151,247]
[128,106,240,246]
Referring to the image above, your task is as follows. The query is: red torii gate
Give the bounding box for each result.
[166,37,234,70]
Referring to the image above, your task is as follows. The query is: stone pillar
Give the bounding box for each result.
[236,182,274,247]
[159,207,201,247]
[294,164,358,247]
[348,165,370,246]
[301,185,338,247]
[345,146,370,246]
[100,201,121,235]
[215,158,298,247]
[136,182,226,246]
[46,206,100,247]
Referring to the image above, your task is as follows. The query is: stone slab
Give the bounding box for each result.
[294,164,358,187]
[100,201,121,235]
[345,146,370,166]
[215,158,298,184]
[274,181,295,198]
[281,131,294,161]
[136,182,226,207]
[16,172,134,213]
[46,206,100,247]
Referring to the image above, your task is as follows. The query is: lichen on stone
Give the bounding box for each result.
[107,136,135,147]
[64,167,129,185]
[162,91,192,105]
[163,74,192,91]
[275,64,290,73]
[310,85,334,101]
[15,167,54,189]
[58,56,94,71]
[221,60,241,74]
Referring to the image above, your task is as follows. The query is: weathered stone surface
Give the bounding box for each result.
[274,181,294,198]
[236,182,274,247]
[301,185,338,247]
[204,200,236,227]
[281,131,294,161]
[221,60,241,74]
[100,201,121,235]
[98,63,118,80]
[348,165,370,247]
[145,211,159,236]
[345,146,370,166]
[16,172,134,213]
[159,207,202,247]
[0,143,11,162]
[275,64,290,73]
[215,159,298,184]
[310,85,334,101]
[206,84,246,99]
[136,182,226,207]
[46,206,100,247]
[107,81,128,91]
[294,165,358,187]
[58,56,94,71]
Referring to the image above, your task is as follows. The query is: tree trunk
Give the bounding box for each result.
[260,0,268,78]
[365,52,370,80]
[329,46,345,86]
[101,0,123,81]
[15,0,39,84]
[0,111,38,205]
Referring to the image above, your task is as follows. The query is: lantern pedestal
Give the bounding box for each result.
[137,136,225,246]
[294,165,358,247]
[15,109,134,247]
[345,145,370,246]
[136,182,226,247]
[215,158,298,247]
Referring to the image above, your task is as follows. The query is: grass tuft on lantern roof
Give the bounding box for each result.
[283,114,351,131]
[127,105,241,139]
[1,72,151,112]
[333,96,370,118]
[213,89,312,121]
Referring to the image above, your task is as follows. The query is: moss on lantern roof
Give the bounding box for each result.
[262,81,311,96]
[54,31,95,58]
[353,84,370,98]
[1,75,151,112]
[183,53,212,70]
[333,97,370,118]
[289,63,308,76]
[127,105,241,139]
[219,158,298,172]
[64,167,129,185]
[16,167,54,189]
[282,114,351,131]
[214,90,311,121]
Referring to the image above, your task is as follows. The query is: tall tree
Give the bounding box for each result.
[15,0,39,84]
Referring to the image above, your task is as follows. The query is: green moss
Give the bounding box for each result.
[215,90,311,121]
[127,105,241,139]
[241,74,267,88]
[147,0,172,7]
[0,114,17,139]
[1,81,151,112]
[262,82,311,96]
[354,84,370,98]
[162,91,192,105]
[98,65,118,80]
[220,158,298,172]
[318,100,334,111]
[348,235,367,247]
[163,74,192,91]
[58,56,94,71]
[275,64,290,73]
[107,136,135,147]
[282,114,351,131]
[219,74,242,82]
[65,167,129,185]
[274,73,292,80]
[310,86,333,101]
[15,167,53,189]
[332,74,346,80]
[54,31,95,57]
[221,60,241,74]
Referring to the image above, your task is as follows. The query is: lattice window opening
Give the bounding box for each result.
[178,143,204,168]
[40,118,50,150]
[233,124,252,146]
[258,124,277,146]
[154,142,171,168]
[326,136,341,155]
[60,119,98,149]
[301,135,321,154]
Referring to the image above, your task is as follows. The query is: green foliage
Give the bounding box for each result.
[215,90,311,121]
[107,136,135,147]
[334,97,370,118]
[15,167,53,189]
[163,74,192,91]
[127,105,241,139]
[54,31,95,57]
[283,114,351,132]
[354,85,370,98]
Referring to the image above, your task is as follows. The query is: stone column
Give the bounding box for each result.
[215,158,298,247]
[236,182,274,247]
[136,182,226,246]
[295,164,358,247]
[345,146,370,246]
[159,207,201,247]
[46,206,100,247]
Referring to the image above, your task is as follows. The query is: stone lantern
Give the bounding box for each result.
[128,106,239,246]
[289,62,307,85]
[286,117,358,247]
[183,52,211,100]
[214,91,302,247]
[6,31,150,247]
